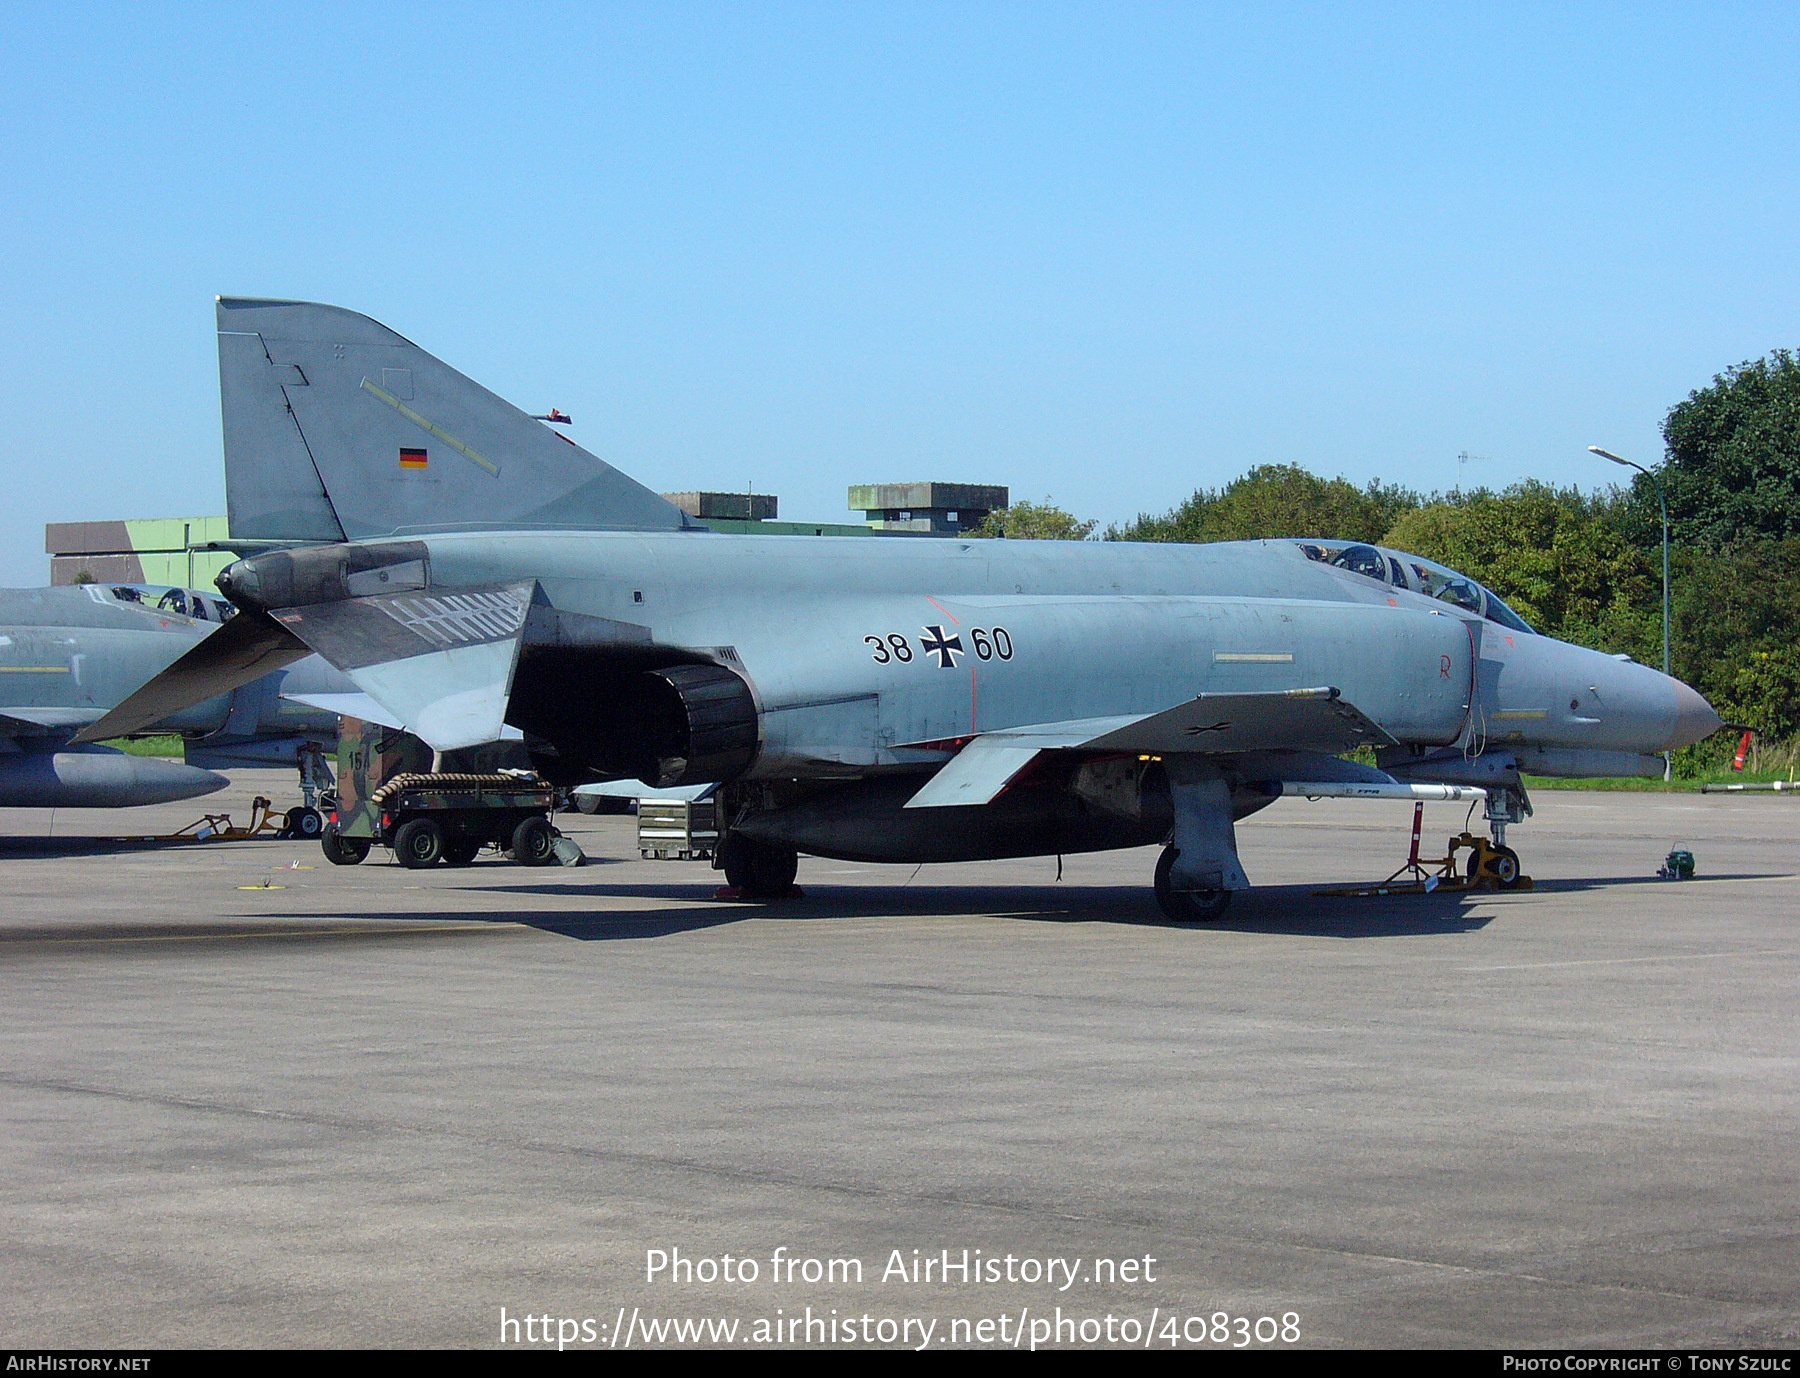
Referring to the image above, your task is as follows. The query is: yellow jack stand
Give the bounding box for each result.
[109,796,289,844]
[1314,803,1533,897]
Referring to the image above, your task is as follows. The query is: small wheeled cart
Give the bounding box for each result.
[637,796,719,861]
[321,771,561,868]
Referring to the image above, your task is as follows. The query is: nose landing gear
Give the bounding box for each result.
[1313,795,1534,899]
[1481,783,1529,853]
[1462,836,1524,890]
[1471,783,1531,890]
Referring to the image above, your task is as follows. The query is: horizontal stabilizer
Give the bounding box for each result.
[270,582,534,750]
[72,610,312,744]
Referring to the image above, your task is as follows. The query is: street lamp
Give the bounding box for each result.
[1589,445,1672,780]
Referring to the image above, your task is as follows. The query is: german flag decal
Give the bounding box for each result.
[399,448,428,469]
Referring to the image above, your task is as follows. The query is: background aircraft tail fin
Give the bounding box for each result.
[216,297,694,541]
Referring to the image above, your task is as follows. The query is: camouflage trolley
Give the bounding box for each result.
[319,717,561,868]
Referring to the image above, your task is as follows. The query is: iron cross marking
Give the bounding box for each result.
[920,625,964,669]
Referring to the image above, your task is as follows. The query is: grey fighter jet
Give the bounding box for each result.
[2,581,347,815]
[83,299,1722,916]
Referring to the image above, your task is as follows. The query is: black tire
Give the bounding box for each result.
[1488,845,1522,889]
[320,823,370,866]
[510,815,556,867]
[1153,845,1233,923]
[393,817,445,869]
[442,838,482,866]
[292,807,324,839]
[1467,844,1523,889]
[720,835,799,898]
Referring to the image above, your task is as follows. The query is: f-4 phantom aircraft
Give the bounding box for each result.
[83,299,1722,916]
[3,581,348,818]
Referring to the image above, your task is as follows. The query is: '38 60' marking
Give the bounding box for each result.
[865,625,1013,668]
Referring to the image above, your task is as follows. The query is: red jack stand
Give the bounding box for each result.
[1384,802,1434,887]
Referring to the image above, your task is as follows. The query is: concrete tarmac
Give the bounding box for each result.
[1,770,1795,1349]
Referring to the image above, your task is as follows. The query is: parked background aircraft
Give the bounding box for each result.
[3,581,348,823]
[85,299,1723,916]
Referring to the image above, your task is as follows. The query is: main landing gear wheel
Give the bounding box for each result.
[719,835,800,899]
[393,818,445,869]
[1153,845,1233,923]
[320,823,370,866]
[284,806,324,839]
[1466,843,1523,890]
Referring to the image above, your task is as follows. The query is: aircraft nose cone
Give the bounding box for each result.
[1670,680,1723,749]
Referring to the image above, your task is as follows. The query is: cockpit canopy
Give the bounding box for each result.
[1295,541,1535,634]
[104,584,236,623]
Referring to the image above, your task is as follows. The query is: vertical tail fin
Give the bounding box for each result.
[217,297,693,541]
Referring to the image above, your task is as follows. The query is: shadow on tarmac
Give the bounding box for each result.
[306,867,1785,943]
[0,836,268,857]
[269,880,1526,941]
[5,853,1775,947]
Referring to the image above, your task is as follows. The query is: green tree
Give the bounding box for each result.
[1721,649,1800,739]
[970,497,1097,540]
[1108,464,1418,544]
[1663,539,1800,738]
[1604,350,1800,743]
[1625,349,1800,551]
[1380,482,1655,644]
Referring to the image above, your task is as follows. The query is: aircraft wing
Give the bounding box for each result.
[1080,685,1396,755]
[73,609,313,744]
[1,707,106,736]
[904,686,1396,809]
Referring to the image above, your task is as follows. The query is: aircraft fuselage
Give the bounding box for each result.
[224,527,1717,779]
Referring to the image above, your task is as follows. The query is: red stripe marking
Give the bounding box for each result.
[925,594,960,625]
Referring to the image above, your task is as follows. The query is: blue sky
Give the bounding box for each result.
[2,3,1796,583]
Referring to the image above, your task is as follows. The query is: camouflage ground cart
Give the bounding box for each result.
[320,718,560,869]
